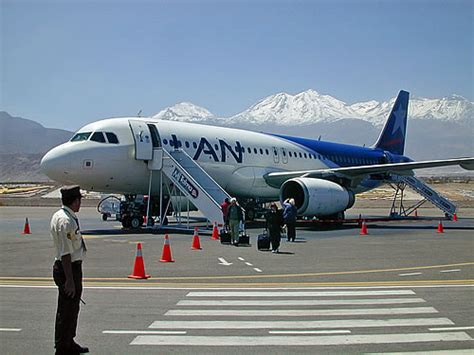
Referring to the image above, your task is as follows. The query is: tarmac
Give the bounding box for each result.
[1,204,473,354]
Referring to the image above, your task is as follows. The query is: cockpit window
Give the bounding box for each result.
[105,132,119,144]
[91,132,106,143]
[71,132,92,141]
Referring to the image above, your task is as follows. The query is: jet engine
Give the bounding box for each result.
[280,178,355,217]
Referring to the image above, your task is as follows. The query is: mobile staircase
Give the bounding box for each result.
[388,174,456,218]
[147,147,231,226]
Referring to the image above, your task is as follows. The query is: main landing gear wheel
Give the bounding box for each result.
[130,216,143,229]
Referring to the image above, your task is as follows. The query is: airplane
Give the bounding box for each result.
[40,90,473,226]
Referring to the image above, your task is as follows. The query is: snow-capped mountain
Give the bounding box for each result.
[152,90,473,127]
[153,102,217,123]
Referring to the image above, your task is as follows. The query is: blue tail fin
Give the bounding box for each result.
[373,90,409,155]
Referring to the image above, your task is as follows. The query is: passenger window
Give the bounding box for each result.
[254,148,258,154]
[105,132,119,144]
[247,147,251,154]
[193,142,197,149]
[163,139,168,145]
[71,132,91,141]
[304,153,307,159]
[289,152,292,158]
[260,148,263,155]
[265,149,269,155]
[91,132,106,143]
[299,152,302,158]
[185,141,190,148]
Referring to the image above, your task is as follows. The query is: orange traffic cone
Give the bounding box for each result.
[160,234,175,262]
[22,218,31,234]
[211,222,219,240]
[128,243,150,279]
[453,213,458,222]
[359,220,368,235]
[191,227,202,250]
[437,220,444,233]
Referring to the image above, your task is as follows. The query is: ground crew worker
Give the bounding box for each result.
[226,197,243,246]
[50,185,89,354]
[283,198,298,242]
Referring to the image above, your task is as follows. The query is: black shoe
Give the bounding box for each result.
[72,343,89,353]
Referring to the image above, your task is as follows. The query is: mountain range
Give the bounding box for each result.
[0,89,472,181]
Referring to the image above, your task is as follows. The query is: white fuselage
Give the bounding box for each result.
[40,117,362,198]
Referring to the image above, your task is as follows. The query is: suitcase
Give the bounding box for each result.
[239,233,250,245]
[220,229,232,244]
[257,232,270,250]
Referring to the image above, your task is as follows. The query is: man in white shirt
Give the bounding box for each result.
[51,185,89,354]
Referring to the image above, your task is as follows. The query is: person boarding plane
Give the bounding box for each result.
[41,91,473,226]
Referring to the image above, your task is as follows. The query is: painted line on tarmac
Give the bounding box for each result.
[253,268,263,273]
[176,298,426,306]
[440,269,461,273]
[103,330,186,335]
[429,326,474,332]
[0,261,471,281]
[1,280,474,289]
[149,318,454,329]
[399,272,423,277]
[0,328,22,332]
[130,332,473,346]
[164,307,438,317]
[186,290,416,297]
[269,330,351,335]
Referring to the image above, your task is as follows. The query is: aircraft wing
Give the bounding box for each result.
[264,157,474,186]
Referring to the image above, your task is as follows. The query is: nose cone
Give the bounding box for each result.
[40,144,73,183]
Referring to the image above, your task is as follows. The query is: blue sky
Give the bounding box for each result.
[2,0,473,131]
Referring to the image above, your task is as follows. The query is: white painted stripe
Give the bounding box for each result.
[130,332,472,346]
[186,290,416,297]
[150,318,454,329]
[177,298,426,306]
[399,273,422,277]
[429,326,474,332]
[440,269,461,273]
[245,262,253,266]
[165,307,438,317]
[269,330,351,335]
[253,268,263,273]
[0,328,22,332]
[238,257,245,261]
[103,330,186,335]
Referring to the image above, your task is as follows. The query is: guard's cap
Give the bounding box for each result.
[230,197,237,203]
[60,185,83,200]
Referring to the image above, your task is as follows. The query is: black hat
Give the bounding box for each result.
[60,185,83,200]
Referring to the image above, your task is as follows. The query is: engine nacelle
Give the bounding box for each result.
[280,178,355,217]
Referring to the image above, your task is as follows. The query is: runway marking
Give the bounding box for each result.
[253,268,263,273]
[399,272,423,277]
[130,332,472,346]
[0,262,472,281]
[103,330,186,335]
[429,326,474,332]
[186,290,416,297]
[217,258,232,266]
[440,269,461,273]
[245,262,253,266]
[0,328,22,332]
[165,307,438,317]
[149,318,454,329]
[176,298,426,306]
[269,330,351,335]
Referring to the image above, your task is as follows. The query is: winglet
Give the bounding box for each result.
[373,90,409,155]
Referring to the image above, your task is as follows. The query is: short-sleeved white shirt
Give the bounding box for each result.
[50,206,86,262]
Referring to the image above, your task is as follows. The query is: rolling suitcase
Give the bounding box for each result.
[239,232,250,245]
[257,230,270,250]
[220,228,232,244]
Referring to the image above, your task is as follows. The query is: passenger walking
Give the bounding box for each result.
[265,203,283,253]
[50,186,89,355]
[226,197,243,246]
[220,198,230,226]
[283,198,298,242]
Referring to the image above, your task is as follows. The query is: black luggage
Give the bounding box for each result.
[239,233,250,245]
[220,228,232,244]
[257,231,270,250]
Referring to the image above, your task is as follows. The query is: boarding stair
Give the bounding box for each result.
[148,148,231,224]
[389,174,456,218]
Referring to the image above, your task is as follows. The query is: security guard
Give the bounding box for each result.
[50,185,89,354]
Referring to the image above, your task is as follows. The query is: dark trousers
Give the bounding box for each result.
[269,229,281,251]
[53,260,83,353]
[286,222,296,241]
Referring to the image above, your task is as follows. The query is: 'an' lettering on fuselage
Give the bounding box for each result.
[193,137,243,163]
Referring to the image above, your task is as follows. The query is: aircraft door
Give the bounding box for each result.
[281,148,288,164]
[272,146,280,164]
[129,120,153,160]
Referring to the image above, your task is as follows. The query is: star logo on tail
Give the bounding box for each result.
[391,104,407,135]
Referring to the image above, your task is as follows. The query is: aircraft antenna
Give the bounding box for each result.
[137,110,142,117]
